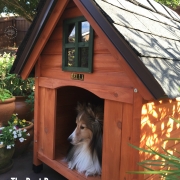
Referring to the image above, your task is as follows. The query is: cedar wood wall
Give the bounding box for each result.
[40,2,132,89]
[140,99,180,180]
[34,1,180,180]
[36,1,143,180]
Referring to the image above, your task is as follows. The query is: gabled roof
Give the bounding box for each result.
[11,0,180,99]
[93,0,180,99]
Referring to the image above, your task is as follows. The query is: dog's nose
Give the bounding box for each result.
[67,135,72,143]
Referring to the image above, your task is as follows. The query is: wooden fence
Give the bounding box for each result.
[0,16,31,50]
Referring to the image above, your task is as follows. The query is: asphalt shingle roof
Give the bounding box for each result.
[94,0,180,98]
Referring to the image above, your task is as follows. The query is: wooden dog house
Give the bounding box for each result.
[11,0,180,180]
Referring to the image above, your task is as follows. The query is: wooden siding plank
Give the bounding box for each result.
[48,26,62,40]
[119,103,133,179]
[39,77,133,104]
[43,88,57,159]
[93,35,111,54]
[40,69,132,89]
[129,92,144,180]
[42,40,62,55]
[38,152,100,180]
[60,4,83,21]
[38,87,45,154]
[40,53,132,88]
[21,0,69,79]
[102,100,123,180]
[33,58,42,166]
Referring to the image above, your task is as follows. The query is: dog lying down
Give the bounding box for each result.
[65,103,104,176]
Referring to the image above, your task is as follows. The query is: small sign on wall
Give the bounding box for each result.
[71,73,84,81]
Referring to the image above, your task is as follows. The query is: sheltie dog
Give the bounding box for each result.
[65,103,104,176]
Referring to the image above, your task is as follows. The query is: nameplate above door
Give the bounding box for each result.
[71,73,84,81]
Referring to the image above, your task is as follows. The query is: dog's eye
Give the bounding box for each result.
[80,126,85,129]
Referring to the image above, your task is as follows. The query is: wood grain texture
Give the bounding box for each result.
[118,94,143,180]
[37,87,45,156]
[33,58,42,165]
[119,102,133,180]
[43,88,57,159]
[101,100,123,180]
[36,87,57,160]
[38,152,101,180]
[126,92,144,180]
[39,77,133,104]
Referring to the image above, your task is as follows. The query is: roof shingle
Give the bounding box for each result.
[95,0,180,98]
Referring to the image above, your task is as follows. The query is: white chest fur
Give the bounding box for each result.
[68,143,101,176]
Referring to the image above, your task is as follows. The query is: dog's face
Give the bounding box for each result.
[68,111,93,145]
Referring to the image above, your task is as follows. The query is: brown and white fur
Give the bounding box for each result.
[65,103,103,176]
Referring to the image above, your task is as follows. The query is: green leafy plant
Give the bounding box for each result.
[128,118,180,180]
[128,144,180,179]
[25,90,34,112]
[0,52,34,96]
[155,0,180,8]
[0,88,13,101]
[0,122,30,149]
[9,113,31,128]
[0,52,13,101]
[0,0,40,22]
[0,52,34,106]
[4,74,34,96]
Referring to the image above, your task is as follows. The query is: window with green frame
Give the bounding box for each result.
[62,16,94,73]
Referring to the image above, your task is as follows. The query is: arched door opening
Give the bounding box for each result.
[55,86,104,159]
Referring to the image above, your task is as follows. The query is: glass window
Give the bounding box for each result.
[79,47,88,67]
[68,24,75,43]
[67,48,75,67]
[81,21,90,42]
[62,16,94,73]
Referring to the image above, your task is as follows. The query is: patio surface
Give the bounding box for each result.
[0,143,67,180]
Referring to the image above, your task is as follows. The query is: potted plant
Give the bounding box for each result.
[0,53,15,127]
[9,113,34,157]
[0,52,34,121]
[15,78,35,121]
[0,122,30,174]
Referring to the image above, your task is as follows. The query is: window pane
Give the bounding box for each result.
[68,24,75,43]
[67,48,75,67]
[81,21,90,42]
[79,47,88,67]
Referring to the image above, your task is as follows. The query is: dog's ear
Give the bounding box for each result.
[76,102,84,112]
[95,106,104,122]
[86,103,96,118]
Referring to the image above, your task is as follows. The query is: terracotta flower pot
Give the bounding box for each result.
[0,145,15,174]
[14,96,34,121]
[0,97,15,127]
[13,121,34,158]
